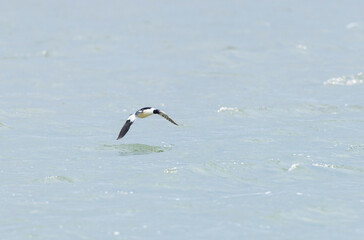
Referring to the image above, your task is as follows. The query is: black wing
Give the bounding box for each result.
[159,112,178,126]
[117,120,133,140]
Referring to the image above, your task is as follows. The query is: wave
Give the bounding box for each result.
[324,72,364,86]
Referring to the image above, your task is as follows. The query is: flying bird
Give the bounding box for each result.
[117,107,178,139]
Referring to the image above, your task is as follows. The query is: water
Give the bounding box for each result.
[1,0,364,239]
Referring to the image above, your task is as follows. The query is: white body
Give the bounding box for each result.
[137,108,155,118]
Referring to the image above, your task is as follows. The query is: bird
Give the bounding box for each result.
[117,107,178,140]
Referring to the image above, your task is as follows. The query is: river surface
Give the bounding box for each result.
[1,0,364,239]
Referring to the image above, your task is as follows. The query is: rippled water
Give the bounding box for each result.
[1,0,364,239]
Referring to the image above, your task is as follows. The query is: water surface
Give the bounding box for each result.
[1,0,364,239]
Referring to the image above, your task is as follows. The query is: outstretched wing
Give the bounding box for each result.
[159,111,178,126]
[117,114,136,140]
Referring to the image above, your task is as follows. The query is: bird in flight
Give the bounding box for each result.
[117,107,178,140]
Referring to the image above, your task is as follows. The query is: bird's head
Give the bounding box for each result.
[153,109,161,114]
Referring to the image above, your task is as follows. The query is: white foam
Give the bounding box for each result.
[312,163,335,168]
[164,167,178,174]
[324,72,364,86]
[116,190,134,195]
[296,44,307,50]
[288,163,300,171]
[217,107,240,113]
[346,22,361,29]
[41,50,49,57]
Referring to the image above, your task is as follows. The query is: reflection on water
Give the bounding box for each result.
[101,144,172,156]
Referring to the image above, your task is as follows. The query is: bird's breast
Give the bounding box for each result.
[137,111,153,118]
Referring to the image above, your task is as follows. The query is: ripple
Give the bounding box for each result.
[312,163,364,173]
[347,144,364,152]
[298,103,339,114]
[100,143,172,156]
[244,138,275,143]
[324,72,364,86]
[0,122,11,129]
[38,175,75,183]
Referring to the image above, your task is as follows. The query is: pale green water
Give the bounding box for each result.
[1,0,364,239]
